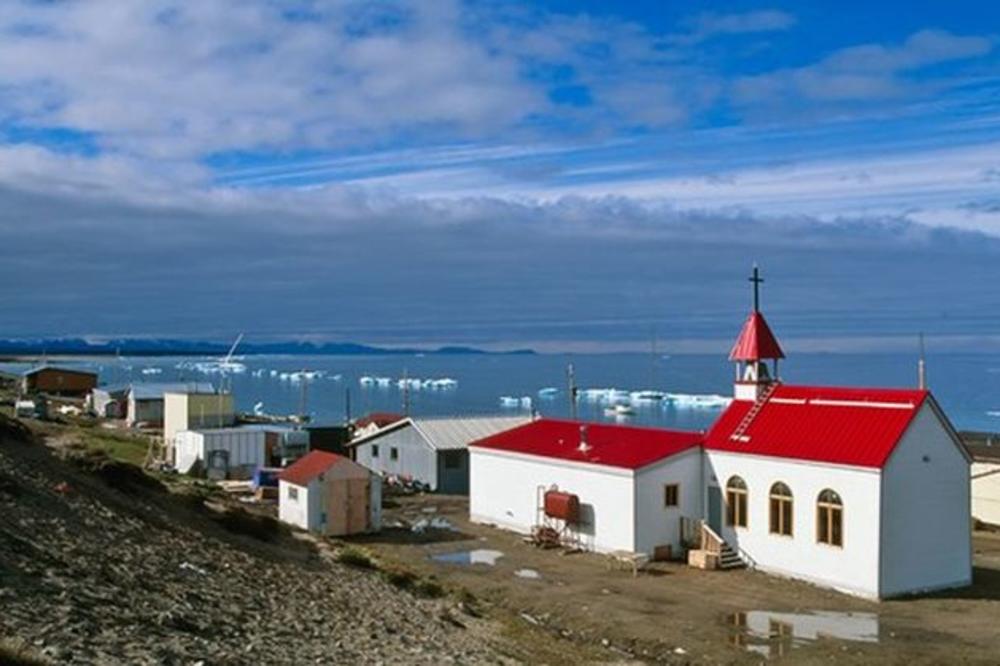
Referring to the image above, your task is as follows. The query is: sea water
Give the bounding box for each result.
[25,352,1000,432]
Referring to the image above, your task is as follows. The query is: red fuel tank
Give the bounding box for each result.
[544,490,580,523]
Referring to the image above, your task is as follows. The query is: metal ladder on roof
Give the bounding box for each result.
[729,381,779,442]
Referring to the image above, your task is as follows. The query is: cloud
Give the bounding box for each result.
[2,140,1000,346]
[678,9,796,43]
[734,29,994,106]
[0,1,548,158]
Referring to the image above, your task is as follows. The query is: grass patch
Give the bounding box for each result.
[75,428,150,466]
[383,565,418,589]
[336,545,378,569]
[413,577,446,599]
[0,638,49,666]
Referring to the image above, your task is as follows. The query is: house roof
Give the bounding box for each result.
[354,412,404,429]
[704,384,929,468]
[22,365,98,378]
[470,418,703,470]
[278,450,346,486]
[965,442,1000,463]
[729,312,785,362]
[413,416,533,450]
[129,382,214,400]
[350,415,532,450]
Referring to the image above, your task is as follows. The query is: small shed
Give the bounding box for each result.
[90,384,129,418]
[278,451,381,536]
[174,428,267,479]
[21,366,97,396]
[350,415,532,493]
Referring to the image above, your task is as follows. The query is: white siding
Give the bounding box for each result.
[633,449,702,555]
[972,461,1000,526]
[704,450,883,598]
[173,429,267,475]
[278,480,314,530]
[353,425,438,489]
[879,403,972,597]
[469,448,636,553]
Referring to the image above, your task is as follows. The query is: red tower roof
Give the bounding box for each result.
[729,311,785,362]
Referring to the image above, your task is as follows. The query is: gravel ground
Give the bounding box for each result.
[0,419,515,665]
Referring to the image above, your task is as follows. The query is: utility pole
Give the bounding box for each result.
[918,333,927,390]
[402,367,411,416]
[298,369,308,422]
[567,363,578,420]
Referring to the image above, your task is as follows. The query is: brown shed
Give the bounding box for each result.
[22,366,98,396]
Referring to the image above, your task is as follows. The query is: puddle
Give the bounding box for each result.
[725,610,878,658]
[430,549,504,566]
[515,568,542,580]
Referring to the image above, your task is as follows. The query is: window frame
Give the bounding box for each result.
[725,476,749,529]
[663,483,680,508]
[768,482,794,537]
[816,489,843,547]
[371,444,379,458]
[287,485,298,500]
[390,447,399,461]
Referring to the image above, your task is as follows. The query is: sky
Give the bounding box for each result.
[0,0,999,352]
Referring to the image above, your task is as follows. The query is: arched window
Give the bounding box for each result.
[769,482,793,536]
[726,476,748,528]
[816,489,843,547]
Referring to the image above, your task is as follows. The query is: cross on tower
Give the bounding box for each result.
[749,264,764,312]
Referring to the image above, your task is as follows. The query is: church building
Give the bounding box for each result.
[469,267,972,599]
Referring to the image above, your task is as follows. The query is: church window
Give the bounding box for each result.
[726,476,748,528]
[817,489,843,547]
[769,482,793,536]
[663,484,679,507]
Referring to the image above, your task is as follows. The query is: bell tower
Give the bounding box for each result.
[729,264,785,400]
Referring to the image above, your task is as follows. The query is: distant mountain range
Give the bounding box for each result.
[0,338,535,357]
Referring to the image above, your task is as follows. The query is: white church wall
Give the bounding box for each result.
[704,450,883,598]
[469,448,635,553]
[879,402,972,597]
[633,449,703,555]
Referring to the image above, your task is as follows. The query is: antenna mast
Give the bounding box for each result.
[918,333,927,390]
[298,369,308,422]
[402,368,410,416]
[567,363,578,420]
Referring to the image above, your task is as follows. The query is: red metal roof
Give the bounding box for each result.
[469,418,702,470]
[354,412,404,429]
[704,384,928,468]
[279,450,345,486]
[729,312,785,361]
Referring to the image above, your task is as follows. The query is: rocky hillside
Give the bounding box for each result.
[0,416,507,665]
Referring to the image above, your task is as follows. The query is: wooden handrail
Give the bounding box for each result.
[700,522,724,555]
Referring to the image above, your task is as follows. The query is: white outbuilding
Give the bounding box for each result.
[278,450,381,536]
[174,428,267,479]
[470,419,703,556]
[350,415,531,493]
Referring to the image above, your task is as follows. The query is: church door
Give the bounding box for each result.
[708,486,722,534]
